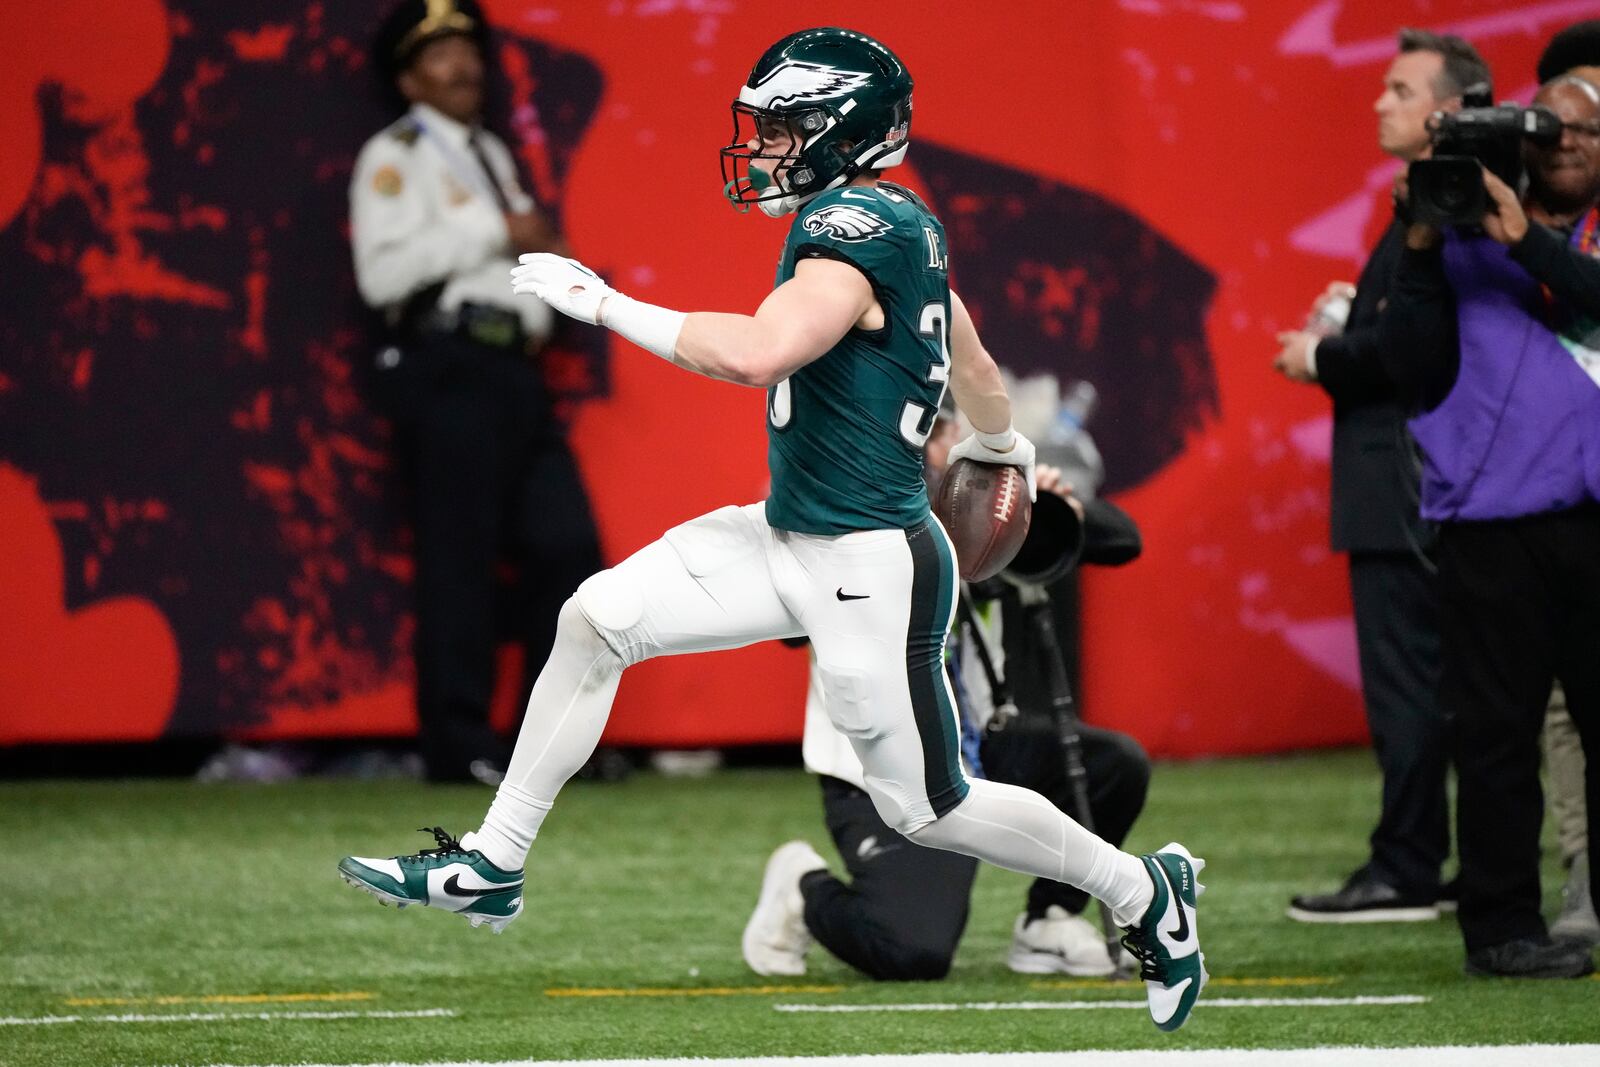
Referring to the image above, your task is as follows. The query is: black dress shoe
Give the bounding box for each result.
[1465,936,1595,979]
[1287,872,1440,923]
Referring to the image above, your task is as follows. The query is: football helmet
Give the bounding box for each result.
[721,28,913,217]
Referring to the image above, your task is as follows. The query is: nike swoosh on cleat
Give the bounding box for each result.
[835,588,869,601]
[1162,862,1191,944]
[442,873,521,898]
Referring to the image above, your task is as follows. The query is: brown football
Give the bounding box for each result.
[932,458,1032,582]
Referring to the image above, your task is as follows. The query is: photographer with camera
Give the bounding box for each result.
[1274,29,1488,925]
[1532,21,1600,952]
[1380,72,1600,979]
[742,414,1152,981]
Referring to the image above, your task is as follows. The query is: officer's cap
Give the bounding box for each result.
[374,0,487,81]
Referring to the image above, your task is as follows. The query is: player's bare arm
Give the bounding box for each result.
[673,257,876,386]
[942,288,1038,497]
[947,289,1011,435]
[509,253,870,388]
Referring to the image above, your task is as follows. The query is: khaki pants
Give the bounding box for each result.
[1543,682,1589,867]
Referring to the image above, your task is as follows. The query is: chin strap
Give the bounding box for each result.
[721,179,754,213]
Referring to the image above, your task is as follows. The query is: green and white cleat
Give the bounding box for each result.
[1121,841,1208,1032]
[338,827,523,933]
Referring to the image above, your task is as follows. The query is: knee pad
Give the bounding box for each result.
[870,778,947,839]
[862,780,915,835]
[574,570,643,663]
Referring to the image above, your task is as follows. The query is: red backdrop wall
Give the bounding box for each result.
[2,0,1590,755]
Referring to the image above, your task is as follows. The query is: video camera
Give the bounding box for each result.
[1408,84,1563,227]
[1000,491,1084,589]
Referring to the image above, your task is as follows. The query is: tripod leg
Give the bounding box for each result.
[1020,588,1133,979]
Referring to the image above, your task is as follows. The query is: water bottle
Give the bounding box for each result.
[1040,379,1105,499]
[1305,292,1351,337]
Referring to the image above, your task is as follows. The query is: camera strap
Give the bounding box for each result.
[955,589,1016,730]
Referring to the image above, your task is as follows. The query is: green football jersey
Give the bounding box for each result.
[764,182,952,534]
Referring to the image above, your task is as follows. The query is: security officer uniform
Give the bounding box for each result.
[351,0,601,781]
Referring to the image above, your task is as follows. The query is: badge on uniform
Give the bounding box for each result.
[372,165,404,197]
[443,174,473,206]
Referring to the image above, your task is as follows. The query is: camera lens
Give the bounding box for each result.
[1408,156,1488,226]
[1436,170,1473,211]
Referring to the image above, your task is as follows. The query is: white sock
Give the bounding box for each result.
[907,777,1154,926]
[465,598,625,871]
[462,784,549,871]
[1096,852,1156,929]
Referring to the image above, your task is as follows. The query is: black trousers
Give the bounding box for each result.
[1439,508,1600,952]
[801,722,1150,981]
[1347,550,1448,895]
[381,330,602,781]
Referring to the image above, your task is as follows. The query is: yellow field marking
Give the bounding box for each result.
[1212,977,1341,988]
[545,985,843,999]
[1029,976,1339,990]
[64,992,377,1007]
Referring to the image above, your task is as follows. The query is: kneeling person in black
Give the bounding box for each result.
[746,462,1151,980]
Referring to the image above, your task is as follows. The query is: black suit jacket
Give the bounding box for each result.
[1313,217,1430,555]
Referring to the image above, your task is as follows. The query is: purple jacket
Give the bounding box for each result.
[1408,231,1600,521]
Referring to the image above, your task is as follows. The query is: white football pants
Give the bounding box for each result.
[471,503,1151,922]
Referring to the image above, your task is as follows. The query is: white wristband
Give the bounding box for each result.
[599,294,687,361]
[975,426,1017,453]
[1305,336,1320,380]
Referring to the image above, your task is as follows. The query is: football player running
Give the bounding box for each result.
[338,27,1207,1032]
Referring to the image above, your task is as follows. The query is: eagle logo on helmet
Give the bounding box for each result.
[750,61,873,108]
[802,204,891,242]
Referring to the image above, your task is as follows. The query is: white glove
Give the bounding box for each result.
[510,253,614,325]
[946,428,1038,501]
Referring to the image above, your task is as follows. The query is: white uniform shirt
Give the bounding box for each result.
[801,603,1001,787]
[349,102,553,340]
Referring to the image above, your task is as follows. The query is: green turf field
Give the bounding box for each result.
[1,750,1594,1066]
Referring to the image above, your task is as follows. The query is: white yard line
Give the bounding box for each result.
[193,1047,1600,1067]
[0,1008,456,1026]
[773,995,1429,1012]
